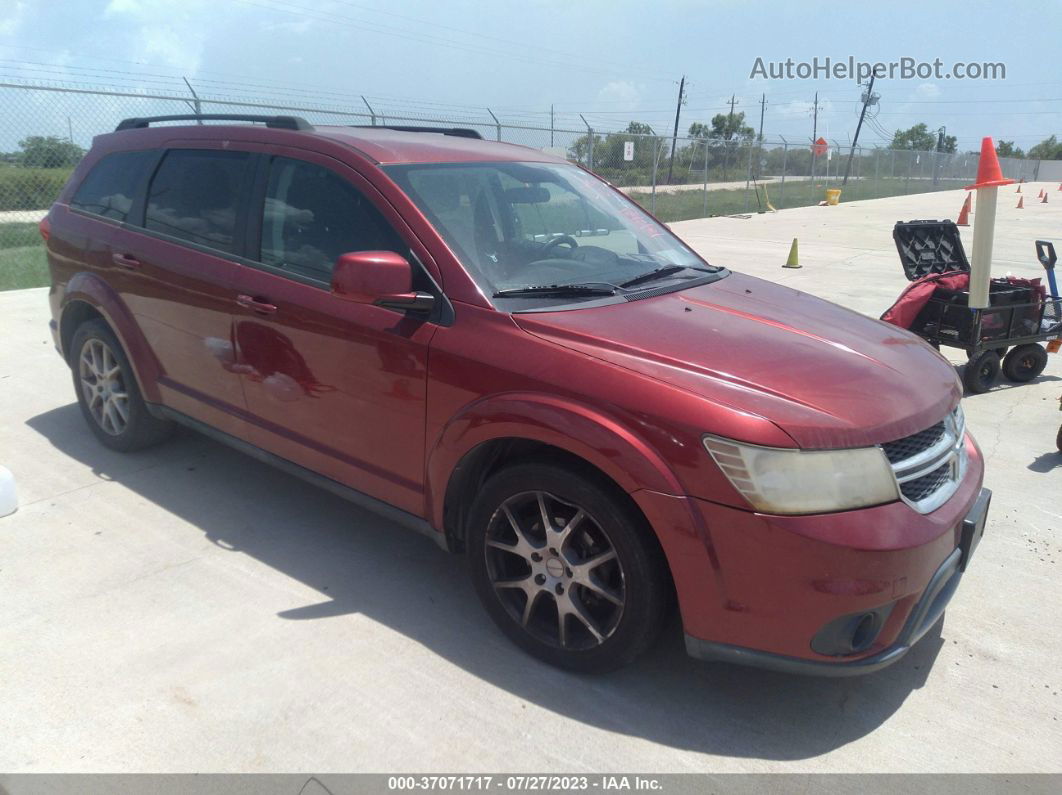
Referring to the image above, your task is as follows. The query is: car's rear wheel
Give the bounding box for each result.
[467,462,669,673]
[71,319,174,452]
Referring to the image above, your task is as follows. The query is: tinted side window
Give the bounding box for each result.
[260,157,403,281]
[70,150,155,222]
[145,149,251,253]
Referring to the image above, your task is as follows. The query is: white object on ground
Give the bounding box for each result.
[0,465,17,517]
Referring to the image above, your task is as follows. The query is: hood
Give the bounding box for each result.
[513,272,961,448]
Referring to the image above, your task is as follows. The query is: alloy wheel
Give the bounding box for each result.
[484,490,626,651]
[78,338,129,436]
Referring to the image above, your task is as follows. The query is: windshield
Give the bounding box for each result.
[384,161,720,304]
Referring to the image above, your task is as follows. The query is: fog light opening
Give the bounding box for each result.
[850,613,879,653]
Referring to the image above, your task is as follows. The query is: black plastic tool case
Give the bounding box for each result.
[893,219,1038,343]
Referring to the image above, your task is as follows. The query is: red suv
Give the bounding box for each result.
[42,114,990,674]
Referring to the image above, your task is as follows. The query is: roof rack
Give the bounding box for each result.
[115,114,313,132]
[351,125,483,140]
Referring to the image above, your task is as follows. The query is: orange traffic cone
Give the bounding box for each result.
[1017,196,1024,209]
[1017,183,1022,193]
[1038,188,1044,198]
[1057,183,1062,191]
[1042,191,1049,204]
[957,195,971,226]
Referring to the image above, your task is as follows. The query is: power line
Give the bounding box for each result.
[233,0,677,84]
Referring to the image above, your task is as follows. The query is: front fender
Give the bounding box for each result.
[425,392,685,529]
[61,272,162,403]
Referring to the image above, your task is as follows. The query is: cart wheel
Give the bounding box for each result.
[1002,344,1048,382]
[963,350,1001,393]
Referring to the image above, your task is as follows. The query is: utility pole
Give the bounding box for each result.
[723,94,738,182]
[933,125,946,186]
[550,104,554,147]
[842,69,878,186]
[756,92,767,179]
[810,91,820,186]
[666,75,686,185]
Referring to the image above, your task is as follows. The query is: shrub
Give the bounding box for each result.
[0,166,74,211]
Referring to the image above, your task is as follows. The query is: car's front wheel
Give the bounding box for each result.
[70,319,174,452]
[467,462,670,673]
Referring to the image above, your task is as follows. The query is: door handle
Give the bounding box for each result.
[112,253,141,269]
[236,294,278,315]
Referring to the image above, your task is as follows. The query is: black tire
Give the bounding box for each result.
[1001,344,1048,383]
[467,462,670,673]
[70,319,174,452]
[963,349,1001,394]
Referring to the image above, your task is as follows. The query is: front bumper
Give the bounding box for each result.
[686,487,989,676]
[631,435,987,674]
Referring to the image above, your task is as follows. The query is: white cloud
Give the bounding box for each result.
[0,1,27,35]
[595,80,642,109]
[104,0,143,14]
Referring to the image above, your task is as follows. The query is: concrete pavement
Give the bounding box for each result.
[1,184,1060,773]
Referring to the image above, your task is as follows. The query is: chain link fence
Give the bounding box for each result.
[0,81,1043,290]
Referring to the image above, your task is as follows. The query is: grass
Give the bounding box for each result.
[0,245,48,291]
[628,177,969,223]
[0,222,48,291]
[0,166,74,211]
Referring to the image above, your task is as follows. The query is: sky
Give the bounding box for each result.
[1,0,1060,153]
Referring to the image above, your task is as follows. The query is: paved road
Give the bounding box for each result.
[1,185,1060,773]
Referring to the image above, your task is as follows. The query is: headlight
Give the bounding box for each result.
[702,435,899,515]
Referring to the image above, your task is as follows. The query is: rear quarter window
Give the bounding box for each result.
[70,149,156,222]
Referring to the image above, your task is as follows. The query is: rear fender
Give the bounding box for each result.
[61,272,162,403]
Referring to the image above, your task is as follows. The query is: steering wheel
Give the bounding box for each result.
[539,235,579,257]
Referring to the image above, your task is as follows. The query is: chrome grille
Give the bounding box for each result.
[899,462,952,502]
[881,421,946,464]
[881,406,967,514]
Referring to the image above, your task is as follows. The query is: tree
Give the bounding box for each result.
[700,112,754,143]
[687,121,712,139]
[567,132,602,166]
[996,140,1025,159]
[940,135,957,154]
[624,121,654,136]
[17,136,84,168]
[1028,135,1062,160]
[888,123,937,151]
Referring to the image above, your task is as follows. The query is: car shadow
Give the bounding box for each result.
[26,403,945,762]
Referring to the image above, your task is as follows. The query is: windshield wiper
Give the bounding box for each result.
[619,264,693,288]
[493,283,617,298]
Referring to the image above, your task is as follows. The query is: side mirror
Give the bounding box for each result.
[331,251,434,313]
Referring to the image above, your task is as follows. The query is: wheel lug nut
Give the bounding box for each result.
[555,584,564,595]
[535,574,546,585]
[530,552,541,562]
[549,547,558,556]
